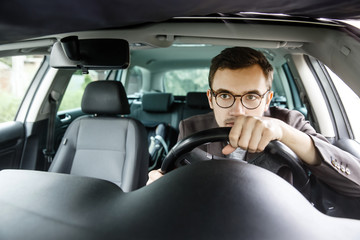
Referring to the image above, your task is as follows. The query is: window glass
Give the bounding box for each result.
[282,63,308,118]
[164,68,209,95]
[0,55,44,123]
[124,66,143,97]
[270,73,288,109]
[58,70,112,111]
[327,67,360,142]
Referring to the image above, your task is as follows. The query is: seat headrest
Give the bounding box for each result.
[142,93,174,112]
[81,81,130,115]
[186,92,209,109]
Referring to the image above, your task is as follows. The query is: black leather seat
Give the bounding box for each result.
[129,92,180,169]
[182,92,211,119]
[49,81,149,192]
[130,92,181,129]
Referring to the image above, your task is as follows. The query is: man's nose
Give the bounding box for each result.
[230,98,246,115]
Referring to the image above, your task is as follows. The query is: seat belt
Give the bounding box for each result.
[43,90,60,169]
[148,123,169,171]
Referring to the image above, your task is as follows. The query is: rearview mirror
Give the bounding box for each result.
[50,36,129,72]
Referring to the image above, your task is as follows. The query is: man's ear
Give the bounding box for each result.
[264,91,273,111]
[206,89,214,109]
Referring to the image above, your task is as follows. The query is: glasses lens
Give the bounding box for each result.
[215,92,234,108]
[242,93,262,109]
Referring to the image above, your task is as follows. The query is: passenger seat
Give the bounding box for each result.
[49,81,149,192]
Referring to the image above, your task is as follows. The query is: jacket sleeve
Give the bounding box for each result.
[178,112,218,142]
[284,109,360,197]
[178,120,186,141]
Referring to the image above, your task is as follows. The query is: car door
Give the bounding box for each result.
[286,52,360,158]
[0,54,47,170]
[307,56,360,158]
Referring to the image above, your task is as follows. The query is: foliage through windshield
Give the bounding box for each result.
[164,68,209,95]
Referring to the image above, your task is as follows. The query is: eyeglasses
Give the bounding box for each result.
[210,89,270,109]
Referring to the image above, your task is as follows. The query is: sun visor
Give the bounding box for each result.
[50,36,129,72]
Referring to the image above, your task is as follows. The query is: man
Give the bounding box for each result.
[147,47,360,197]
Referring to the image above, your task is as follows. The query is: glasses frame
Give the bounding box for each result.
[210,89,270,110]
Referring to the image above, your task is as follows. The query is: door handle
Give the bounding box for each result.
[59,113,71,123]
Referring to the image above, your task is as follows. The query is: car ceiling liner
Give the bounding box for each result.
[1,0,360,43]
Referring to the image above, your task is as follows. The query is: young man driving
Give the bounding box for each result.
[147,47,360,197]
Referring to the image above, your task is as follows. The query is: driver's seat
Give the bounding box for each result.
[49,81,149,192]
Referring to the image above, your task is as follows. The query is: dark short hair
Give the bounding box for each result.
[209,47,274,89]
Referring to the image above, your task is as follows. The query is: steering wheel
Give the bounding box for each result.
[161,127,310,196]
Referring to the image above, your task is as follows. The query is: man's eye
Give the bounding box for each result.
[245,94,260,101]
[219,93,232,100]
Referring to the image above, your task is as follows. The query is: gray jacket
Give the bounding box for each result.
[178,107,360,197]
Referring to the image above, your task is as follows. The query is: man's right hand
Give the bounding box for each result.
[146,169,164,185]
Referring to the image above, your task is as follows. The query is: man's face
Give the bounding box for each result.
[207,64,273,127]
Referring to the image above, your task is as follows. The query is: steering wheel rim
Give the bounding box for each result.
[161,127,310,194]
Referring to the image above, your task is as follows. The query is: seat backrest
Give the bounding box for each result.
[147,122,178,170]
[49,81,149,192]
[182,92,211,120]
[129,92,181,169]
[130,92,182,129]
[129,92,181,144]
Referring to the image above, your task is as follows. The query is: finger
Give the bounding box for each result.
[247,120,265,153]
[236,117,257,150]
[228,116,245,148]
[146,169,164,185]
[222,144,237,155]
[146,171,159,185]
[257,127,274,152]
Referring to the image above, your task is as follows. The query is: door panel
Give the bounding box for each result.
[0,54,47,170]
[0,122,25,170]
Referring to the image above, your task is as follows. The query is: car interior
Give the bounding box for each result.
[46,25,360,216]
[51,44,317,173]
[1,13,360,239]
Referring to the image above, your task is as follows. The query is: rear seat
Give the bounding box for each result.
[130,93,181,130]
[129,92,180,152]
[182,92,211,120]
[128,91,211,170]
[129,92,211,134]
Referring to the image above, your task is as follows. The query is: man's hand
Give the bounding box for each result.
[222,115,283,155]
[146,169,164,185]
[222,114,320,166]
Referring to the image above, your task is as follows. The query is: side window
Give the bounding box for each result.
[282,63,308,117]
[327,67,360,142]
[164,68,209,95]
[0,55,44,123]
[58,70,115,111]
[270,69,288,109]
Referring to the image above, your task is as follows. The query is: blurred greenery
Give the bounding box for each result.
[58,88,84,111]
[0,57,11,67]
[58,71,93,111]
[164,68,209,95]
[0,55,43,123]
[0,92,21,122]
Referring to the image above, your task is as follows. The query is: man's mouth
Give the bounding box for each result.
[224,120,235,127]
